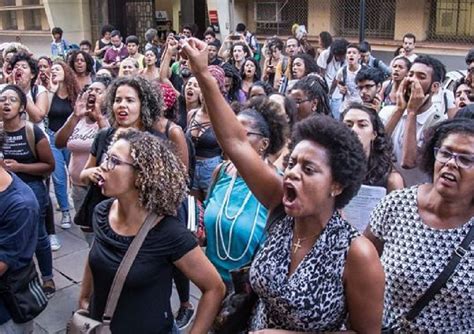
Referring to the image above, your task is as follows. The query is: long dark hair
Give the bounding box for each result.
[342,103,394,186]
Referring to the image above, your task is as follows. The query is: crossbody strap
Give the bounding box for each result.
[101,212,161,324]
[403,222,474,323]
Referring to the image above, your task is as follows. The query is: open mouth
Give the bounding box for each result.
[440,171,457,184]
[459,101,467,108]
[283,182,298,204]
[117,110,128,118]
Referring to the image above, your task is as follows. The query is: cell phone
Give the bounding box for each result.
[230,35,241,41]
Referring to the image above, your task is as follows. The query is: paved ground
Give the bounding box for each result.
[32,194,201,334]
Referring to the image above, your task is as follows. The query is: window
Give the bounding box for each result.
[24,9,43,30]
[429,0,474,43]
[3,11,17,30]
[333,0,396,39]
[255,0,308,35]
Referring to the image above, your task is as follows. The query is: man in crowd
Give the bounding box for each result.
[385,55,446,186]
[207,40,222,66]
[125,35,144,70]
[102,30,128,76]
[359,40,391,79]
[403,33,418,62]
[317,38,349,118]
[50,27,69,60]
[355,67,385,111]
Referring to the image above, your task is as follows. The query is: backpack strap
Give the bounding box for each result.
[31,85,38,104]
[443,91,448,115]
[342,66,348,85]
[165,119,172,139]
[25,121,37,160]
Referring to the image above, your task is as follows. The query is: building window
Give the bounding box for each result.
[24,9,42,30]
[0,0,16,6]
[333,0,396,39]
[429,0,474,43]
[3,11,18,30]
[255,0,308,35]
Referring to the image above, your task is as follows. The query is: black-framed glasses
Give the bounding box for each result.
[103,153,135,170]
[0,96,19,103]
[434,147,474,169]
[357,83,377,90]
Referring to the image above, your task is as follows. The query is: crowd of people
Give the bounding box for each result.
[0,20,473,334]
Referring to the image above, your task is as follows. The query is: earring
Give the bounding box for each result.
[330,191,335,197]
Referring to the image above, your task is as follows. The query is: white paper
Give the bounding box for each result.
[344,185,386,232]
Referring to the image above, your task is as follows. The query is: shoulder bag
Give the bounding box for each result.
[0,261,48,323]
[382,223,474,333]
[212,204,287,334]
[67,212,160,334]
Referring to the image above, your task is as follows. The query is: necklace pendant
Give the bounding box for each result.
[293,238,302,254]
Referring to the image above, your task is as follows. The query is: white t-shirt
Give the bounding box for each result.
[317,48,344,99]
[335,65,363,108]
[391,103,446,186]
[406,53,418,63]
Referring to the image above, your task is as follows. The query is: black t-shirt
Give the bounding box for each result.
[48,94,73,132]
[89,199,197,333]
[3,124,46,182]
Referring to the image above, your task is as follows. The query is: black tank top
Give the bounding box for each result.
[186,110,221,158]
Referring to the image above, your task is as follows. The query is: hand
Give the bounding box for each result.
[78,297,89,310]
[165,36,179,55]
[364,96,382,112]
[87,167,103,184]
[406,78,428,114]
[73,93,88,117]
[338,83,348,95]
[4,159,21,173]
[395,77,409,111]
[179,38,210,75]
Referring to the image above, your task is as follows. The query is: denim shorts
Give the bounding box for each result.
[191,155,222,192]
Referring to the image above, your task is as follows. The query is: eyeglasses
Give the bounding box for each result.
[434,147,474,169]
[467,67,474,74]
[357,83,377,90]
[0,96,19,103]
[103,153,135,170]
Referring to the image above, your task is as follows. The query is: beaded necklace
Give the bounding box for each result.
[215,170,262,262]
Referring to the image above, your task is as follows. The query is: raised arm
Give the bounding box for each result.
[180,38,283,211]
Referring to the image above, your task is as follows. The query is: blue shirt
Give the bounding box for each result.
[204,165,267,282]
[0,173,39,324]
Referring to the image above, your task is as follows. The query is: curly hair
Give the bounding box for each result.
[420,118,474,177]
[68,50,94,75]
[290,53,319,79]
[240,96,289,155]
[240,57,261,82]
[250,81,274,96]
[105,76,163,131]
[10,52,38,89]
[290,76,331,116]
[53,60,80,105]
[291,115,367,209]
[413,55,446,84]
[116,130,188,216]
[222,62,242,103]
[341,103,394,186]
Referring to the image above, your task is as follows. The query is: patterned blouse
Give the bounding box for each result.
[249,210,359,331]
[370,186,474,332]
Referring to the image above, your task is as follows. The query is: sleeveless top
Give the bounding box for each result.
[186,110,221,158]
[249,210,359,331]
[370,186,474,332]
[204,163,268,282]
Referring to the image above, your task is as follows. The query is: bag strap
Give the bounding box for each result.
[25,121,37,160]
[403,222,474,323]
[101,212,161,324]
